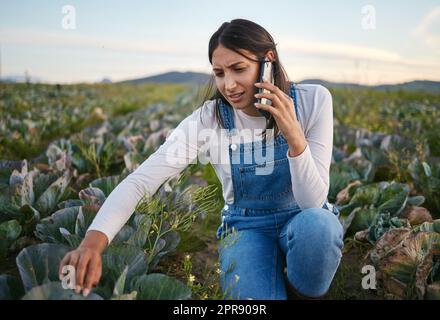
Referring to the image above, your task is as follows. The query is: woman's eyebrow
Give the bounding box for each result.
[212,62,245,71]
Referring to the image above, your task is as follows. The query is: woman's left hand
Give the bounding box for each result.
[254,81,307,156]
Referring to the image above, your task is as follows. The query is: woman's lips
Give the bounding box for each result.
[228,92,244,102]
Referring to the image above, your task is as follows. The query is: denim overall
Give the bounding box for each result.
[216,82,344,300]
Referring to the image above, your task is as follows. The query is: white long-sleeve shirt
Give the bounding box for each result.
[87,84,334,244]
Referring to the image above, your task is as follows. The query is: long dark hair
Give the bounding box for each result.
[199,19,291,142]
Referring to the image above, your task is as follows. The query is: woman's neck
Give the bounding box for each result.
[238,106,265,118]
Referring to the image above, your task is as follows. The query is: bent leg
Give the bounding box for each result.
[279,208,344,298]
[219,230,287,300]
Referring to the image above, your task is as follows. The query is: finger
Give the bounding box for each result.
[65,252,80,276]
[60,252,80,288]
[83,258,101,296]
[254,92,275,100]
[255,83,290,108]
[254,102,280,118]
[59,253,71,279]
[75,254,91,293]
[84,256,101,288]
[255,81,282,95]
[282,91,294,102]
[254,92,282,107]
[95,260,102,283]
[69,252,80,268]
[272,88,295,107]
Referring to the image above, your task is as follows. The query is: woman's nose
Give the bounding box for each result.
[225,75,237,91]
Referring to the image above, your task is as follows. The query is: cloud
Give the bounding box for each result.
[0,27,205,56]
[1,27,438,85]
[2,27,438,70]
[277,35,440,70]
[412,6,440,48]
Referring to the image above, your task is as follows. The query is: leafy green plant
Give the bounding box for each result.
[0,161,72,260]
[339,181,423,236]
[409,158,440,216]
[0,240,194,300]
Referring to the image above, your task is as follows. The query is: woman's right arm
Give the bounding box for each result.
[57,101,215,297]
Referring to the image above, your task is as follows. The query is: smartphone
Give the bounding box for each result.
[256,58,274,120]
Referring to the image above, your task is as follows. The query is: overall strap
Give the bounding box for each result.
[290,82,300,123]
[218,98,237,137]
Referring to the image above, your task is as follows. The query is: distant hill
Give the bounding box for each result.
[373,80,440,94]
[300,79,440,94]
[118,71,440,94]
[298,78,365,89]
[119,71,211,86]
[0,74,44,83]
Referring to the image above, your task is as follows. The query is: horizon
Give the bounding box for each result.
[2,70,438,87]
[1,0,439,85]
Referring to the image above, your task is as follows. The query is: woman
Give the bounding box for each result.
[59,19,344,300]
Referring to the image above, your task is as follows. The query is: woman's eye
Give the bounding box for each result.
[214,68,245,77]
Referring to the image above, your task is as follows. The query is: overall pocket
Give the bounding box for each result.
[238,157,293,200]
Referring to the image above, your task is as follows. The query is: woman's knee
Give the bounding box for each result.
[286,207,343,246]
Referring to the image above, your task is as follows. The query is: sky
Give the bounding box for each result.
[0,0,439,85]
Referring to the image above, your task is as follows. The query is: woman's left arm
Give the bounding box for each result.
[254,82,333,209]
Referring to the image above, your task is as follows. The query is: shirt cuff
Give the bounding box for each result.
[286,143,310,161]
[86,226,113,246]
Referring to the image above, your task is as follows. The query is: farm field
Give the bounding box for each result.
[0,82,439,300]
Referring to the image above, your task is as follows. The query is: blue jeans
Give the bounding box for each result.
[218,206,344,300]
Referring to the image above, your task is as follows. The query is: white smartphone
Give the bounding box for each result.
[256,58,274,120]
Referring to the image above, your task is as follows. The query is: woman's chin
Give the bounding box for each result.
[230,99,250,109]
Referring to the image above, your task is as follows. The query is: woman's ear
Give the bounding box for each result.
[265,50,275,62]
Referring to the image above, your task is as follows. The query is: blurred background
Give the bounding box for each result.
[1,0,439,85]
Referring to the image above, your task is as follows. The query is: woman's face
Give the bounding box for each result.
[212,44,273,117]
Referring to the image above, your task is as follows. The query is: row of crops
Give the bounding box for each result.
[0,83,439,299]
[329,88,440,299]
[0,83,224,299]
[0,83,189,160]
